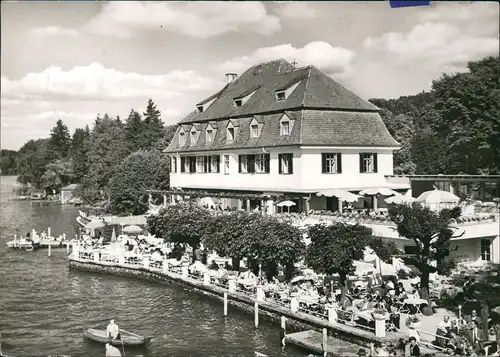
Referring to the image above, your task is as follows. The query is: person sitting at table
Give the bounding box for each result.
[406,336,420,356]
[41,230,47,239]
[358,296,374,311]
[395,282,406,297]
[468,321,485,352]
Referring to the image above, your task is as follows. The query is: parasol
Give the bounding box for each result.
[359,187,398,197]
[276,200,296,207]
[316,189,361,203]
[122,225,143,234]
[86,220,105,229]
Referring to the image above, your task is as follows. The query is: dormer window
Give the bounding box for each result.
[206,129,213,142]
[233,88,258,108]
[251,124,259,138]
[280,121,290,136]
[227,127,235,141]
[179,131,186,146]
[276,91,286,101]
[197,105,204,113]
[234,99,242,107]
[275,80,301,102]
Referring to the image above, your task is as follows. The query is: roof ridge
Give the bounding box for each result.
[301,67,312,106]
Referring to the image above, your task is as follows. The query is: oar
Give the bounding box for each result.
[118,329,142,338]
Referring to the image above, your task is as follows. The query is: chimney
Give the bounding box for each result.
[225,73,237,84]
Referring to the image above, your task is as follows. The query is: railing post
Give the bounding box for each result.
[290,297,299,313]
[143,257,150,269]
[328,306,338,323]
[118,255,125,265]
[48,227,51,238]
[256,287,265,302]
[203,272,210,285]
[162,260,169,273]
[181,266,188,278]
[93,252,99,262]
[374,314,387,338]
[228,279,237,293]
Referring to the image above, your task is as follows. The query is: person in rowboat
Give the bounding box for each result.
[105,342,122,357]
[106,320,121,340]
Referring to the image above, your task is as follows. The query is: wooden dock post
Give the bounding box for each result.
[322,328,328,357]
[63,233,66,241]
[66,242,70,254]
[280,316,287,348]
[223,292,228,316]
[48,244,51,257]
[48,227,51,238]
[32,228,36,239]
[254,302,259,328]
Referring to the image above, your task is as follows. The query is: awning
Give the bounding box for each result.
[359,187,399,196]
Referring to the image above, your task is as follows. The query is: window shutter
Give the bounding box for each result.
[278,154,283,174]
[205,156,210,173]
[359,153,364,173]
[373,154,378,173]
[180,157,185,173]
[248,155,255,174]
[288,154,294,174]
[265,154,270,173]
[190,157,196,173]
[238,155,242,173]
[321,153,327,174]
[337,153,342,174]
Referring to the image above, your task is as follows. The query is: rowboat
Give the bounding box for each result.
[83,328,152,347]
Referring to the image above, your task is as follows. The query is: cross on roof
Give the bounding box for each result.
[291,60,298,66]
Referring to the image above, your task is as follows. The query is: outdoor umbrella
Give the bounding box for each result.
[276,200,296,213]
[291,275,315,284]
[416,188,460,211]
[111,227,116,242]
[385,194,416,205]
[316,189,361,203]
[123,225,143,234]
[359,187,398,211]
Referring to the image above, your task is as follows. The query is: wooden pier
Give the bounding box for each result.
[284,330,363,357]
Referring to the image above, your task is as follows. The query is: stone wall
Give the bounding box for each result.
[68,259,399,347]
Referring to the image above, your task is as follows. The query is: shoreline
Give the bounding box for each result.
[68,256,405,349]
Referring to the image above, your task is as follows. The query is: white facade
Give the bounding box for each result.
[169,146,396,193]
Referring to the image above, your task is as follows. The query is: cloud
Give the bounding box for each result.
[214,41,355,75]
[275,2,317,19]
[1,62,224,102]
[363,2,499,70]
[83,1,280,39]
[28,26,80,38]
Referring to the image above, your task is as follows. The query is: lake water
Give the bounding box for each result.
[0,176,305,357]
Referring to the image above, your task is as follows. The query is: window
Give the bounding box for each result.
[171,157,177,173]
[481,239,491,261]
[234,99,242,107]
[196,156,207,173]
[251,124,259,138]
[255,154,270,173]
[322,153,342,174]
[197,105,204,113]
[276,91,286,101]
[206,129,213,142]
[239,155,248,173]
[208,155,220,173]
[179,132,186,146]
[280,121,290,136]
[278,153,293,174]
[224,155,230,175]
[181,156,196,173]
[227,127,235,141]
[359,153,378,173]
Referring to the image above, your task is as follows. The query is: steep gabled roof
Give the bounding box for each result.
[178,59,378,125]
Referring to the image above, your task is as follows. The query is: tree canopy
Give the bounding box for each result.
[108,150,170,215]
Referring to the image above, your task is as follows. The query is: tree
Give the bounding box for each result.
[124,109,143,153]
[205,211,263,271]
[48,119,71,159]
[16,139,52,188]
[388,203,462,314]
[108,150,170,215]
[0,150,19,175]
[147,203,213,262]
[40,159,74,192]
[83,114,128,203]
[305,223,373,286]
[141,99,165,150]
[241,216,305,280]
[71,126,90,182]
[152,124,178,152]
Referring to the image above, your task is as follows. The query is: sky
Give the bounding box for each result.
[1,1,498,150]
